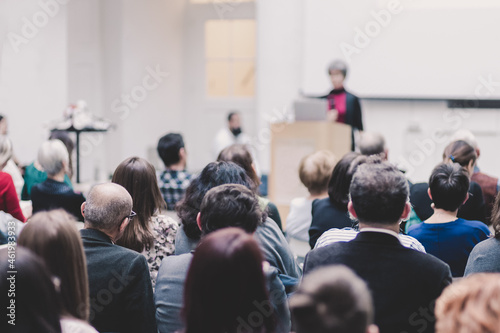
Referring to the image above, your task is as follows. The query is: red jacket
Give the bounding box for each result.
[0,171,26,222]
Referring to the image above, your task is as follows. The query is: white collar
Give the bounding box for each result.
[359,227,400,239]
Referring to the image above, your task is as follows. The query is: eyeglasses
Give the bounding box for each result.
[127,211,137,221]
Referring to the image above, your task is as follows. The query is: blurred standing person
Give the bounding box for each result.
[213,111,252,159]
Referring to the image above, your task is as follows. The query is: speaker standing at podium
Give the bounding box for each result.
[320,60,363,150]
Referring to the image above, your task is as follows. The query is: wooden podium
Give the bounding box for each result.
[269,121,352,227]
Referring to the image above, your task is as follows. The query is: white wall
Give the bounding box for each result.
[0,0,68,165]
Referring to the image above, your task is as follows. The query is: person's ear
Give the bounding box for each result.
[427,188,433,201]
[383,148,389,161]
[476,148,481,159]
[196,212,202,231]
[179,147,186,160]
[119,216,130,233]
[367,324,379,333]
[81,202,86,218]
[400,202,411,221]
[462,192,470,205]
[347,201,358,219]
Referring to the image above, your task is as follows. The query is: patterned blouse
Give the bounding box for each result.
[142,214,179,289]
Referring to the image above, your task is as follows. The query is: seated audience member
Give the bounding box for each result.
[175,161,301,279]
[304,162,452,333]
[112,157,178,288]
[218,144,283,231]
[0,115,24,198]
[410,140,486,224]
[408,163,490,277]
[358,131,388,160]
[21,131,74,200]
[182,228,277,333]
[0,247,62,333]
[452,129,499,224]
[308,152,367,248]
[0,135,25,221]
[31,140,85,220]
[17,210,98,332]
[315,227,426,253]
[435,273,500,333]
[0,211,24,245]
[156,184,289,333]
[156,133,192,211]
[290,265,378,333]
[286,150,336,243]
[465,192,500,275]
[80,183,156,333]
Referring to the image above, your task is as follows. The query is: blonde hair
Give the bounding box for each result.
[299,150,336,195]
[436,273,500,333]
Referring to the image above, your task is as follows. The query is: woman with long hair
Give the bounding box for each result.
[112,156,178,287]
[17,209,97,332]
[182,228,276,333]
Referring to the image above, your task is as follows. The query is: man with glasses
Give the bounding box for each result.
[80,183,157,333]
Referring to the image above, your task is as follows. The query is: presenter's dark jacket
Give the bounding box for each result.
[321,89,363,150]
[80,228,157,333]
[304,231,452,333]
[321,89,363,131]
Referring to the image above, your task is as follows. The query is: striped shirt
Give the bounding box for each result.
[315,227,427,253]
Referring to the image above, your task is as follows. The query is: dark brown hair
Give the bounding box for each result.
[442,140,477,168]
[217,144,260,192]
[490,192,500,239]
[328,152,367,210]
[182,228,276,333]
[112,157,166,252]
[199,184,262,237]
[18,210,90,321]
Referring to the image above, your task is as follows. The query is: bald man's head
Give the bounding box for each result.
[83,183,133,231]
[359,132,387,159]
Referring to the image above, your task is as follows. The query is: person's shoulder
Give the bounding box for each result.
[471,237,500,253]
[60,317,99,333]
[0,171,13,184]
[458,218,490,233]
[407,222,425,234]
[290,197,308,207]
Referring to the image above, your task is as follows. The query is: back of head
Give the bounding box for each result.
[290,265,374,333]
[217,144,260,192]
[0,247,62,333]
[199,184,262,237]
[17,209,89,321]
[299,150,337,195]
[491,193,500,239]
[0,135,13,167]
[183,228,275,333]
[350,161,409,224]
[429,163,469,212]
[358,132,386,158]
[84,183,133,231]
[49,131,75,155]
[176,161,254,240]
[112,157,164,251]
[442,140,477,168]
[38,139,69,177]
[328,152,368,210]
[436,273,500,333]
[157,133,184,167]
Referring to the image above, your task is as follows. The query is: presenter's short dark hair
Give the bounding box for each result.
[327,60,348,77]
[429,163,469,212]
[227,111,239,122]
[349,161,409,224]
[199,184,262,237]
[157,133,184,167]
